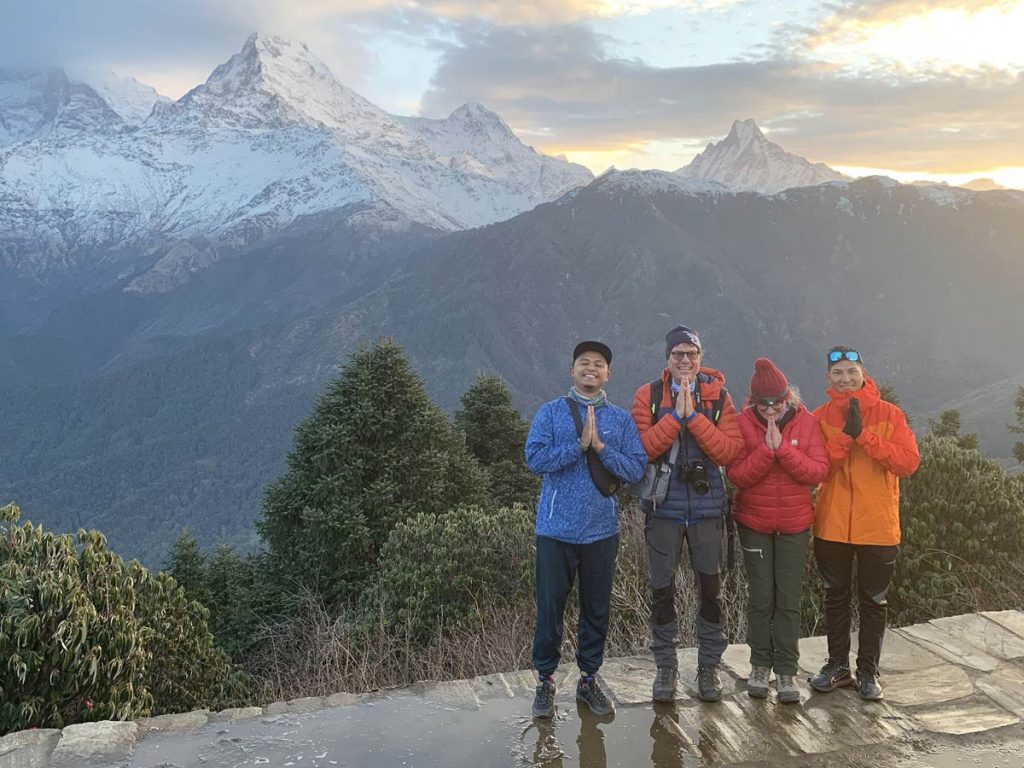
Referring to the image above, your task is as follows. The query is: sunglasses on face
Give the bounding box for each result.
[670,350,701,362]
[754,397,785,408]
[828,350,861,364]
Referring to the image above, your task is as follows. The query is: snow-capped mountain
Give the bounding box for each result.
[0,68,123,148]
[679,119,848,194]
[0,34,592,278]
[72,70,170,125]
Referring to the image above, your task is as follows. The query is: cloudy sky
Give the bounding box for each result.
[4,0,1022,186]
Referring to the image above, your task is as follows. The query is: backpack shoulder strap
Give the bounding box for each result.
[649,379,664,424]
[710,386,729,426]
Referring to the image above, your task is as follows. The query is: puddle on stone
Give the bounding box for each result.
[91,694,781,768]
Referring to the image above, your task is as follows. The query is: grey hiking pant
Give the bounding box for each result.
[646,515,726,669]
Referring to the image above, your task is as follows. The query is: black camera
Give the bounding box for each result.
[677,460,711,495]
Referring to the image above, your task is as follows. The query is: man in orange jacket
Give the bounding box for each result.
[808,346,920,701]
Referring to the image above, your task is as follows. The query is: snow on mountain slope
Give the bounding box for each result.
[74,70,171,125]
[0,34,593,278]
[0,68,123,148]
[679,119,848,194]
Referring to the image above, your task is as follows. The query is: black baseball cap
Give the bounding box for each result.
[572,340,612,365]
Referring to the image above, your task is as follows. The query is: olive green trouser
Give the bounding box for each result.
[738,525,810,676]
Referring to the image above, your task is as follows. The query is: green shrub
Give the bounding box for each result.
[894,435,1024,624]
[370,504,534,641]
[0,503,249,734]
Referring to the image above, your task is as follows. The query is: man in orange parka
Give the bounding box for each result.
[631,324,743,703]
[808,346,920,701]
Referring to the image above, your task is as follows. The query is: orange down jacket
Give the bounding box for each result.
[813,375,920,546]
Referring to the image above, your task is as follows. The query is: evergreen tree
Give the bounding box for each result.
[1010,385,1024,465]
[165,528,211,609]
[927,409,979,450]
[455,374,540,509]
[257,339,488,605]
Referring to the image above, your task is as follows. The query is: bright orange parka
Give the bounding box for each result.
[813,374,920,545]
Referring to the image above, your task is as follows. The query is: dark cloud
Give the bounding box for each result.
[421,23,1024,171]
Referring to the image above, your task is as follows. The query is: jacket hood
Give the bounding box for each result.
[826,373,881,411]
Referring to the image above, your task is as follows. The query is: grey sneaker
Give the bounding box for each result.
[532,676,555,718]
[808,659,854,693]
[747,665,770,699]
[653,666,678,702]
[856,669,884,701]
[696,664,723,702]
[576,675,614,716]
[776,675,800,704]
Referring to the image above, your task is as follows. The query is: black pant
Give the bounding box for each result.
[813,538,899,675]
[532,534,619,675]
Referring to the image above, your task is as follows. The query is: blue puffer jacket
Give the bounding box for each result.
[525,398,648,544]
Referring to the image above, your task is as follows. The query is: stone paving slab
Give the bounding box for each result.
[675,698,777,764]
[598,656,658,705]
[720,643,753,678]
[975,666,1024,718]
[137,710,209,732]
[796,631,946,675]
[895,624,1002,672]
[931,613,1024,660]
[209,706,263,722]
[884,664,974,706]
[262,695,326,715]
[984,610,1024,640]
[423,678,482,710]
[51,721,138,765]
[470,671,516,700]
[909,694,1021,735]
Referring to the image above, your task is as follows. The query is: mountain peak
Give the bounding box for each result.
[171,33,388,132]
[726,118,765,145]
[678,119,847,194]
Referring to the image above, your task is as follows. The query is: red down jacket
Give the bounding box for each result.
[727,403,829,535]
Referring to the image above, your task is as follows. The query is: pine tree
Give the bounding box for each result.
[927,409,978,450]
[165,528,211,609]
[455,374,540,509]
[257,339,488,605]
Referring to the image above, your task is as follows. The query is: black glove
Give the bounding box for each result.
[843,397,862,438]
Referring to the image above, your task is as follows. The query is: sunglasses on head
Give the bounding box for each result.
[828,350,861,364]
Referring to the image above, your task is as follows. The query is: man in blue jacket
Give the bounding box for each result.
[525,340,648,719]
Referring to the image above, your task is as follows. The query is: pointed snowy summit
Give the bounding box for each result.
[679,119,847,194]
[164,33,393,133]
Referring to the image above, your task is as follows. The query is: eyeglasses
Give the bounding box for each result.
[670,350,701,362]
[828,350,861,364]
[753,397,786,408]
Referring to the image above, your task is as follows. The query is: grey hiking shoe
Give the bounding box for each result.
[776,675,800,704]
[747,665,770,699]
[653,666,678,702]
[856,669,884,701]
[696,664,723,702]
[532,676,555,718]
[808,659,854,693]
[577,675,614,716]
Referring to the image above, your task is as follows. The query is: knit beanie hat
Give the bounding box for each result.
[665,325,702,357]
[750,358,789,401]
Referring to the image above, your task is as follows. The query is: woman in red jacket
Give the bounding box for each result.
[727,358,828,704]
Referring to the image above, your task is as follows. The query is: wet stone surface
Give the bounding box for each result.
[17,610,1024,767]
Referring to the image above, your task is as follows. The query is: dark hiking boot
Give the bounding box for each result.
[652,666,678,702]
[576,674,614,716]
[808,659,854,692]
[776,675,800,704]
[747,665,770,699]
[856,669,884,701]
[532,675,555,718]
[696,664,723,702]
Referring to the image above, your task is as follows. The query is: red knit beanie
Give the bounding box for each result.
[750,358,789,400]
